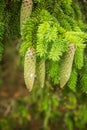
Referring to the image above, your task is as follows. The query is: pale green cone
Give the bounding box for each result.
[60,43,75,88]
[20,0,33,29]
[37,59,45,88]
[24,48,36,91]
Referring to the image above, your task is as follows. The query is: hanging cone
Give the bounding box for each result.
[36,59,45,88]
[60,43,75,88]
[20,0,33,29]
[24,48,36,91]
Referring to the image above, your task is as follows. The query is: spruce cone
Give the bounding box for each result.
[60,43,75,88]
[37,59,45,88]
[24,48,36,91]
[20,0,33,28]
